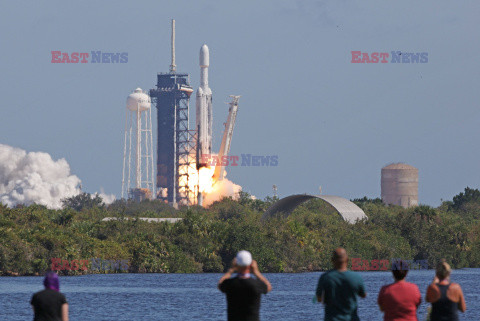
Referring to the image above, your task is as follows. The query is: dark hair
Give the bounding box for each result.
[392,260,408,280]
[331,248,347,264]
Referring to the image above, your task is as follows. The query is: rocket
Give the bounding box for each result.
[196,44,213,168]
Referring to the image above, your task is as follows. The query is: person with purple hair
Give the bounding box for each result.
[31,272,69,321]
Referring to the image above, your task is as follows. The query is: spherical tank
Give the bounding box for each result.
[127,88,151,111]
[381,163,418,208]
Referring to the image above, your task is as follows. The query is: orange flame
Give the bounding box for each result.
[177,154,241,206]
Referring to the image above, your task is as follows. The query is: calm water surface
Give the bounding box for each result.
[1,269,479,320]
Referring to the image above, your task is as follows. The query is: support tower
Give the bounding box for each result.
[150,19,195,206]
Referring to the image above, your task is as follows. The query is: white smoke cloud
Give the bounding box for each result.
[97,189,116,205]
[202,168,242,207]
[0,144,115,209]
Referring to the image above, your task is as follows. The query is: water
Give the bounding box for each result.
[1,269,479,320]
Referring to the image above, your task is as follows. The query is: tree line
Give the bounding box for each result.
[0,188,479,275]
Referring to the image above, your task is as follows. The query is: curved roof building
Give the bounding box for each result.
[262,194,367,224]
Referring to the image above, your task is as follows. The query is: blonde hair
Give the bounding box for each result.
[436,259,451,280]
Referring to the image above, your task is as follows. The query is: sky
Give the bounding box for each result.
[0,0,479,206]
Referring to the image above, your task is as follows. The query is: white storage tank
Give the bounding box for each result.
[126,88,151,111]
[381,163,418,208]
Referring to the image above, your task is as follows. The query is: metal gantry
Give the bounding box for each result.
[150,73,194,206]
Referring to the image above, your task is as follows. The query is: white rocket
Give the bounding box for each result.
[196,44,213,167]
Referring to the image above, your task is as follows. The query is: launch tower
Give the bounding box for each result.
[149,20,195,206]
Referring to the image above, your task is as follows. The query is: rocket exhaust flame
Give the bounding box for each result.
[177,153,241,207]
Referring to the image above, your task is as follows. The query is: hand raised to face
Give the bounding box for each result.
[250,260,259,274]
[230,258,238,272]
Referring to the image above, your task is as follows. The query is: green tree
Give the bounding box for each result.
[452,187,480,209]
[62,193,104,211]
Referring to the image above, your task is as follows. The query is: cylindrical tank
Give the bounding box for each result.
[127,88,151,111]
[381,163,418,208]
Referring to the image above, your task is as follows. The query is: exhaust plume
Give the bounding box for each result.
[203,176,242,207]
[0,144,114,209]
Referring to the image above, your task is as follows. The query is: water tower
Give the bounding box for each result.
[381,163,418,208]
[122,88,155,201]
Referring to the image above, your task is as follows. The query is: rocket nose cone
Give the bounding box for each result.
[200,44,209,67]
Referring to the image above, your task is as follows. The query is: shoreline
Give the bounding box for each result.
[2,268,452,277]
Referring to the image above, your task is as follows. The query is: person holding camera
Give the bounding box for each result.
[426,260,466,321]
[218,250,272,321]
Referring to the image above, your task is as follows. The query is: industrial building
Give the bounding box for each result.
[381,163,418,208]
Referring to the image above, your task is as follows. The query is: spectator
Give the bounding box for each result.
[31,272,69,321]
[218,250,272,321]
[377,260,421,320]
[426,260,466,321]
[316,248,366,321]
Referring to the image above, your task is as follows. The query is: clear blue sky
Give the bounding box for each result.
[0,0,479,206]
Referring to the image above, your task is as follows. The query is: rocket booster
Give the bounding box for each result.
[196,44,213,168]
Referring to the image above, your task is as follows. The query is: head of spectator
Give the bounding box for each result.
[331,248,348,270]
[392,260,409,281]
[435,259,451,281]
[43,272,60,291]
[235,250,253,274]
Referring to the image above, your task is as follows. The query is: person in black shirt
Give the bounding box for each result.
[218,250,272,321]
[31,272,69,321]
